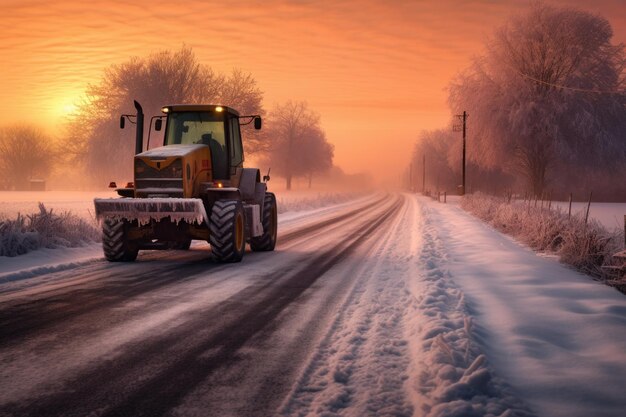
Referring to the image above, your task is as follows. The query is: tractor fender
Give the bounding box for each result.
[203,187,241,201]
[239,168,261,201]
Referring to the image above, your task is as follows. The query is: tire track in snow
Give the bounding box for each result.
[282,195,415,417]
[405,197,534,417]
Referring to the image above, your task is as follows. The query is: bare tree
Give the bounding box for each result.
[261,101,334,190]
[0,125,56,190]
[219,69,266,156]
[448,3,625,196]
[67,46,265,186]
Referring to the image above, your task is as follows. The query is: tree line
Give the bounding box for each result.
[411,3,626,200]
[0,46,334,191]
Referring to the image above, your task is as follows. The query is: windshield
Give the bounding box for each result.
[164,111,226,148]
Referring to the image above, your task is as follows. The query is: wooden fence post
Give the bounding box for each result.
[585,192,592,224]
[568,193,572,219]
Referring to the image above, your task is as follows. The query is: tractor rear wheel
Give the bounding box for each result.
[102,219,138,262]
[250,192,277,252]
[209,200,246,262]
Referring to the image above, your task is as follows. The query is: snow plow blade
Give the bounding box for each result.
[94,198,208,226]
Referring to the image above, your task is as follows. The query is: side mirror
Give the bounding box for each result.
[155,119,162,131]
[254,116,262,130]
[120,116,125,129]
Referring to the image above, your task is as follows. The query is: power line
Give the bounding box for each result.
[507,64,625,95]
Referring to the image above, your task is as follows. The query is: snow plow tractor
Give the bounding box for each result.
[94,101,277,262]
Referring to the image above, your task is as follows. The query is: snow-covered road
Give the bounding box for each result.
[1,194,626,417]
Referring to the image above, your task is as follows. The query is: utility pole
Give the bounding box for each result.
[422,154,426,193]
[453,111,468,195]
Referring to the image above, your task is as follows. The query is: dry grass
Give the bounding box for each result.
[0,203,100,257]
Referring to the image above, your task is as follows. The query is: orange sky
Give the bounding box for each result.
[0,0,624,182]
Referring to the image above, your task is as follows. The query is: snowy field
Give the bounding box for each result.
[0,191,116,223]
[1,194,625,417]
[551,201,626,231]
[0,190,361,222]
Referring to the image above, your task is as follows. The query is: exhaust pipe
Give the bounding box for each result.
[133,100,144,155]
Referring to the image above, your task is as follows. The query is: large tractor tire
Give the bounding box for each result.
[209,200,246,262]
[102,218,138,262]
[250,192,277,252]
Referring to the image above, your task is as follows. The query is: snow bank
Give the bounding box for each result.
[0,243,103,285]
[407,198,532,417]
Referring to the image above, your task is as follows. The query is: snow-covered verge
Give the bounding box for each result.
[425,196,626,417]
[461,193,625,289]
[0,203,100,257]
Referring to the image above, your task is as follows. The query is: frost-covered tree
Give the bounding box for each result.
[0,125,56,190]
[449,3,625,196]
[67,46,265,186]
[261,101,334,190]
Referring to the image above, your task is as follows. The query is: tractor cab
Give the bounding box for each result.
[159,105,254,179]
[96,101,274,264]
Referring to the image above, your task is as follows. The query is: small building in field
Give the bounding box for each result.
[29,179,46,191]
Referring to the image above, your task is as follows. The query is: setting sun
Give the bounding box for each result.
[61,101,78,116]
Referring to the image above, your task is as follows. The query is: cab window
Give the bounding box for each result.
[229,117,244,169]
[165,112,225,148]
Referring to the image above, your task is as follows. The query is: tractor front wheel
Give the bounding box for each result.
[209,200,246,262]
[102,218,138,262]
